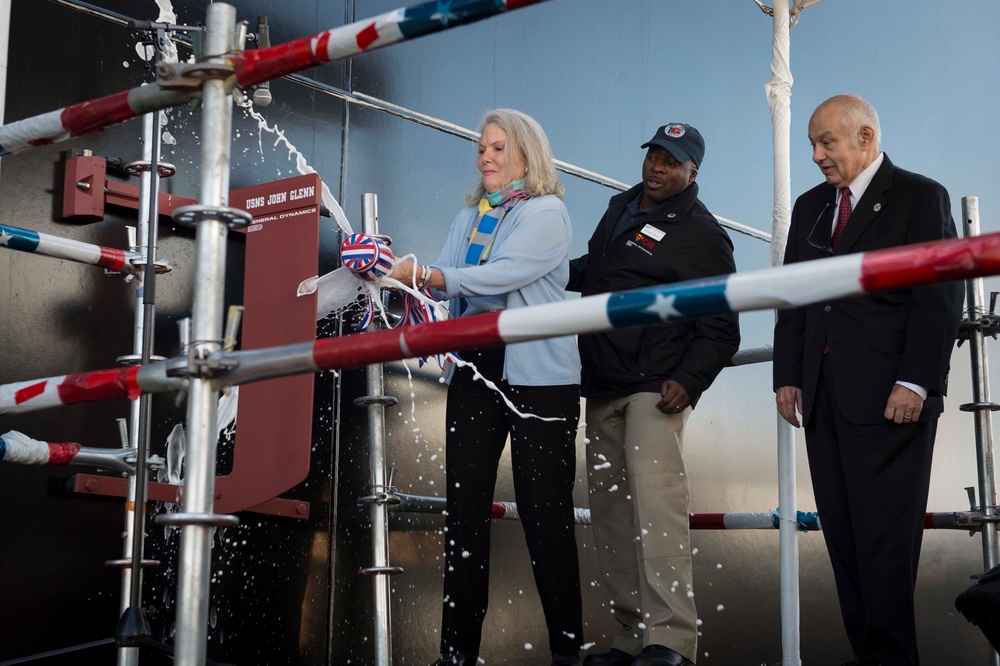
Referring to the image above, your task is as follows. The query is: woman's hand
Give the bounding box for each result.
[387,260,418,286]
[387,260,441,290]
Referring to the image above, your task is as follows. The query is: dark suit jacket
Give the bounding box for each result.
[773,154,964,425]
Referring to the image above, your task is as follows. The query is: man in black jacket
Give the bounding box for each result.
[569,124,740,666]
[774,95,963,666]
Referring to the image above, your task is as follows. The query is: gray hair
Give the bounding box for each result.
[818,94,882,149]
[466,108,564,205]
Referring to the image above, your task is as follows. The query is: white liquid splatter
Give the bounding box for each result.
[155,0,176,23]
[159,422,186,485]
[135,43,154,62]
[155,0,179,63]
[450,355,565,422]
[240,103,352,236]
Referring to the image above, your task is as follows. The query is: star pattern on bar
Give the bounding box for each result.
[643,293,682,321]
[429,0,457,26]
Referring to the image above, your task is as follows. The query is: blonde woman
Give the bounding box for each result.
[389,109,583,666]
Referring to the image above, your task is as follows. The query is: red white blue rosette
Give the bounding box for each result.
[341,233,395,282]
[335,233,454,365]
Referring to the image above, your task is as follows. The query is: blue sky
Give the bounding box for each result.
[524,0,1000,348]
[547,0,1000,239]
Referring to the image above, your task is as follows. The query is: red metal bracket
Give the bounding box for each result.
[71,174,323,520]
[62,155,107,222]
[60,154,197,222]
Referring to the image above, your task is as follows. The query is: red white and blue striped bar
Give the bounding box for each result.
[0,87,194,157]
[0,0,547,156]
[228,230,1000,383]
[0,222,133,274]
[2,232,999,415]
[0,366,185,415]
[233,0,546,89]
[0,430,139,474]
[391,494,987,532]
[0,430,82,465]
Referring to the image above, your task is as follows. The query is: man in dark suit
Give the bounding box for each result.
[773,94,964,666]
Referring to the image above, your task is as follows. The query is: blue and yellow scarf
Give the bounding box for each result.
[465,179,530,265]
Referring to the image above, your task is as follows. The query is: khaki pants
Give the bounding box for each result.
[586,393,697,662]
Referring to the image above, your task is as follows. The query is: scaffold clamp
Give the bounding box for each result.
[172,203,253,229]
[358,491,402,507]
[154,512,240,528]
[155,59,235,91]
[124,159,177,178]
[184,348,240,380]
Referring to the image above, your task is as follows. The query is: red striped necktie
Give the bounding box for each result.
[830,187,852,250]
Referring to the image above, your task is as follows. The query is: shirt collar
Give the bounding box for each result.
[628,183,696,218]
[625,190,643,216]
[842,151,883,205]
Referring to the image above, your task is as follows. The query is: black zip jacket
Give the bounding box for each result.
[568,182,740,403]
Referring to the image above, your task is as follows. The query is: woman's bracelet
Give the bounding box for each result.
[416,264,432,289]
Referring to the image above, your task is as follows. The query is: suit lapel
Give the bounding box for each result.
[834,155,893,254]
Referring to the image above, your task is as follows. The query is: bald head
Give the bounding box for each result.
[808,94,882,189]
[813,94,881,150]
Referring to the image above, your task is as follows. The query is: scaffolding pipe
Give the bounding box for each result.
[390,493,1000,532]
[731,344,773,366]
[0,430,133,474]
[116,114,149,666]
[961,196,999,567]
[172,6,236,666]
[116,105,163,666]
[356,194,401,666]
[0,222,133,273]
[960,196,1000,666]
[764,1,801,663]
[0,0,10,181]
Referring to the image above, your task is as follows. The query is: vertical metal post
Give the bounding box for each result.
[0,0,9,182]
[960,196,1000,666]
[114,110,159,666]
[355,193,402,666]
[173,5,236,666]
[765,1,801,663]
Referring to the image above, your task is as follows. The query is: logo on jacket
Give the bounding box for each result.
[626,232,655,256]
